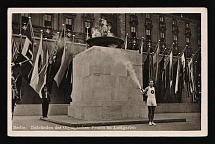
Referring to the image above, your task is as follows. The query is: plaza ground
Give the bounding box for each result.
[11,113,200,131]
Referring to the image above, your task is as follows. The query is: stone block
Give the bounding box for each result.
[89,64,104,75]
[82,63,90,77]
[100,50,113,63]
[136,54,142,65]
[103,63,111,75]
[112,88,128,101]
[111,76,119,88]
[101,101,112,106]
[72,90,82,102]
[127,88,133,101]
[131,88,143,101]
[90,106,103,120]
[76,106,82,119]
[92,88,112,101]
[71,106,81,119]
[83,76,91,90]
[119,50,137,64]
[73,78,79,90]
[122,106,133,119]
[139,105,148,118]
[81,106,91,120]
[91,101,103,106]
[130,101,139,106]
[102,106,122,120]
[127,76,138,88]
[91,75,102,88]
[111,101,130,106]
[133,65,142,87]
[111,63,127,77]
[118,88,129,101]
[118,76,129,88]
[101,75,115,88]
[83,88,93,101]
[92,47,102,58]
[132,106,140,118]
[68,105,75,117]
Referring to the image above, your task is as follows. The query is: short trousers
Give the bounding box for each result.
[147,97,157,106]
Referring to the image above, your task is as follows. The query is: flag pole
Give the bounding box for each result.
[62,24,67,59]
[141,36,144,90]
[19,14,21,35]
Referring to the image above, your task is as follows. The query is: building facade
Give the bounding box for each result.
[11,13,201,104]
[12,13,200,55]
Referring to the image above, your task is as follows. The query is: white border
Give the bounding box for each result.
[7,8,208,137]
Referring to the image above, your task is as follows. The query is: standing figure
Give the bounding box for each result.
[41,85,51,118]
[141,79,157,126]
[11,74,18,120]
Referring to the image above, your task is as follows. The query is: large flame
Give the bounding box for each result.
[91,18,114,38]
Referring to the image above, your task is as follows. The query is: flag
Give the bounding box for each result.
[22,18,34,42]
[163,61,170,101]
[124,33,128,50]
[162,50,173,102]
[54,42,87,86]
[12,18,35,82]
[149,53,153,80]
[181,53,186,73]
[21,18,34,62]
[12,71,22,100]
[181,53,186,87]
[156,54,165,102]
[140,37,144,54]
[21,37,33,63]
[54,27,67,87]
[30,33,48,98]
[153,43,160,83]
[188,57,193,93]
[39,49,49,97]
[59,60,73,95]
[142,47,150,101]
[12,38,33,82]
[175,58,181,94]
[164,56,169,88]
[46,42,60,94]
[195,51,201,101]
[11,37,19,63]
[169,50,173,92]
[188,56,196,102]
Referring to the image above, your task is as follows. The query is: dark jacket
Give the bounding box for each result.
[41,90,51,103]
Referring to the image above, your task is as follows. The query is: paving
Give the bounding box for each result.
[39,115,186,127]
[11,113,201,131]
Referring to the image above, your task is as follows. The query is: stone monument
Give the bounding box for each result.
[68,46,147,120]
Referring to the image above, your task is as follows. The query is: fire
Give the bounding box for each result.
[91,18,114,38]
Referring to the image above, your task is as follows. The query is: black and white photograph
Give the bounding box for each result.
[8,8,207,136]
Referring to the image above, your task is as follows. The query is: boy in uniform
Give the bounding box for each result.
[141,79,157,126]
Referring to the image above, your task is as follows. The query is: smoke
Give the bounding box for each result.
[101,49,141,89]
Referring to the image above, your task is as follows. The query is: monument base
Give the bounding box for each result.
[68,46,147,121]
[68,101,147,120]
